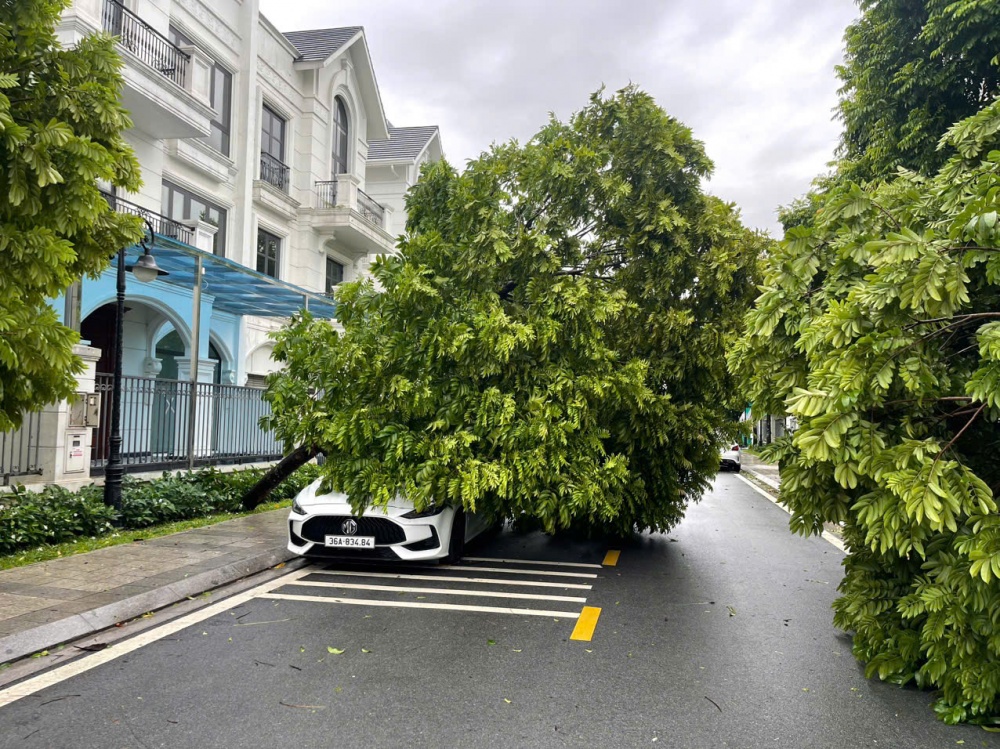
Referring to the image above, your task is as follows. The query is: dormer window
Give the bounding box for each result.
[332,97,349,175]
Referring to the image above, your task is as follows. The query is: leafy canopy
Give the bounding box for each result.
[730,98,1000,723]
[266,86,764,535]
[837,0,1000,183]
[0,0,143,429]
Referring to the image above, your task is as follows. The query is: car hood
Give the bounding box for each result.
[294,479,421,515]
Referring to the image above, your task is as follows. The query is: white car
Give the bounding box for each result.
[720,442,741,472]
[288,479,494,562]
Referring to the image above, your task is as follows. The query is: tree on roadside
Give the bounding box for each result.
[259,86,765,532]
[0,0,143,429]
[836,0,1000,183]
[730,99,1000,723]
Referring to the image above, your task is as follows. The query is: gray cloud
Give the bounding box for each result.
[260,0,859,235]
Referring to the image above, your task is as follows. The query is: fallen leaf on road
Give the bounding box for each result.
[274,563,286,569]
[299,646,306,653]
[487,640,496,646]
[512,649,522,653]
[503,698,511,704]
[361,648,371,654]
[74,643,108,652]
[279,701,325,710]
[235,618,291,627]
[727,606,736,617]
[327,647,345,655]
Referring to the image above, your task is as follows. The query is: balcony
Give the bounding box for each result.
[101,191,194,246]
[306,175,394,256]
[99,0,213,139]
[259,153,291,193]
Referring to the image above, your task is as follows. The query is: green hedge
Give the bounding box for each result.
[0,465,320,555]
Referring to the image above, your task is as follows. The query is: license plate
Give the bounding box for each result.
[325,535,375,549]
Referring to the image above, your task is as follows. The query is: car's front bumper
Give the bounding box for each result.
[287,504,458,561]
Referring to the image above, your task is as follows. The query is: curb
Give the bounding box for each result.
[0,547,296,665]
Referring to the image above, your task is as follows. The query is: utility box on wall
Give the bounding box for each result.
[65,432,87,473]
[68,392,101,428]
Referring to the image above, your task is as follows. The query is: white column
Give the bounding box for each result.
[175,358,218,459]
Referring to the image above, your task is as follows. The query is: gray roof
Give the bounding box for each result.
[368,126,440,162]
[283,27,362,62]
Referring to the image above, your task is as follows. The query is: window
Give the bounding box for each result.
[261,105,286,161]
[326,257,344,295]
[260,105,288,191]
[257,228,281,278]
[168,27,232,156]
[161,180,227,256]
[332,97,349,175]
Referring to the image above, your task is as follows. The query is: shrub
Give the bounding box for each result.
[0,463,321,555]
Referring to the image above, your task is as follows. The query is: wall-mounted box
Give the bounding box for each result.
[69,393,101,428]
[65,432,87,473]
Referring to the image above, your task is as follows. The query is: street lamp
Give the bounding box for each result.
[103,220,168,523]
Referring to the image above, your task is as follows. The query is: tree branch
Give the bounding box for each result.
[903,312,1000,330]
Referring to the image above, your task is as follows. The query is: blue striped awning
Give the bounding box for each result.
[115,234,338,319]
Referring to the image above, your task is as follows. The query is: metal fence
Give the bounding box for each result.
[357,188,385,227]
[259,153,290,193]
[316,180,338,208]
[103,0,189,87]
[91,375,284,475]
[100,191,194,245]
[0,412,42,484]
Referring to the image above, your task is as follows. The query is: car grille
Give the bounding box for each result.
[301,516,406,545]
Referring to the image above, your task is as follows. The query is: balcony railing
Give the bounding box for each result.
[260,153,290,193]
[100,190,193,245]
[357,188,385,227]
[316,180,338,208]
[102,0,189,87]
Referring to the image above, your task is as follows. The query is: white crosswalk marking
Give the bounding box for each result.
[286,580,588,603]
[258,556,604,620]
[260,592,582,618]
[463,556,604,569]
[307,569,593,589]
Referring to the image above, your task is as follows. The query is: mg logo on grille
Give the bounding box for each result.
[341,519,358,535]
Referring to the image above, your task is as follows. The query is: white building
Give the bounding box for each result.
[7,0,443,485]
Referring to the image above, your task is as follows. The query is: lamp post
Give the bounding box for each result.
[103,221,168,523]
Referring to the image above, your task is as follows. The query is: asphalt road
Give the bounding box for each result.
[0,473,995,749]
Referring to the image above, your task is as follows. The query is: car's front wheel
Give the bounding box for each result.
[444,509,466,563]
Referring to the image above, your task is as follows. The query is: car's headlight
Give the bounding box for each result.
[291,497,307,515]
[401,505,446,519]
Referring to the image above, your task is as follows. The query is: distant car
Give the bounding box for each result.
[287,480,493,562]
[720,442,742,472]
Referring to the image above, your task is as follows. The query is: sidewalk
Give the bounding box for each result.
[741,452,780,491]
[0,508,294,665]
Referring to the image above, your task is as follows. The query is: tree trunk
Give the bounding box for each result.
[241,444,319,511]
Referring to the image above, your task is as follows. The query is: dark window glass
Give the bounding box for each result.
[333,97,349,175]
[161,180,227,256]
[261,105,286,162]
[326,257,344,295]
[168,27,232,157]
[257,228,280,278]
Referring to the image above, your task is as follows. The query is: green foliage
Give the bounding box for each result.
[837,0,1000,183]
[0,464,320,554]
[0,0,143,429]
[266,86,765,536]
[730,98,1000,722]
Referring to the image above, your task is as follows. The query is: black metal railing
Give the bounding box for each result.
[259,153,290,192]
[316,180,338,208]
[91,375,283,474]
[0,412,42,484]
[102,0,189,87]
[357,188,385,227]
[100,190,193,245]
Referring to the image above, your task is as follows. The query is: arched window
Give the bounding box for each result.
[332,97,349,175]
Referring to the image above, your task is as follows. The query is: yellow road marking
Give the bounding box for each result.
[570,606,602,641]
[602,550,620,566]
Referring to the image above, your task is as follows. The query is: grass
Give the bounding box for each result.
[0,499,292,571]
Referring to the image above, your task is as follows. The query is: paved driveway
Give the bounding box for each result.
[0,474,991,748]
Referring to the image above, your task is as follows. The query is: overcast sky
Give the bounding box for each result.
[259,0,859,237]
